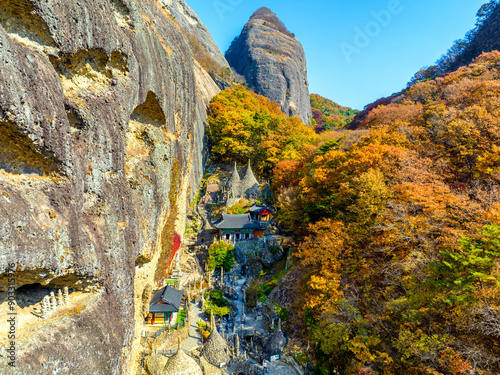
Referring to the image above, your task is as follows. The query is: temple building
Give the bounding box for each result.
[147,285,183,325]
[248,204,273,222]
[213,213,265,242]
[223,161,261,206]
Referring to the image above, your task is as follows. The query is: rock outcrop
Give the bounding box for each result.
[263,319,286,358]
[225,7,312,124]
[159,0,230,71]
[0,0,220,374]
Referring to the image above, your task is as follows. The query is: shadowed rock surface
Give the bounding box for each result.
[263,319,286,358]
[225,7,312,124]
[0,0,220,373]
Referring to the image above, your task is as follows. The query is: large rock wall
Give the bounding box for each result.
[0,0,217,373]
[225,7,312,124]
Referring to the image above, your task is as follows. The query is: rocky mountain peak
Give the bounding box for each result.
[251,6,274,18]
[248,7,294,38]
[225,8,312,124]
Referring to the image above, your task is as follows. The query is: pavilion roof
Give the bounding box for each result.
[213,214,265,230]
[149,285,184,313]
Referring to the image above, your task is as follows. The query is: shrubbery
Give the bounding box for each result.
[207,85,316,176]
[204,289,231,317]
[206,241,235,272]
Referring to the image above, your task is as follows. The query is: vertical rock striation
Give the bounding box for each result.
[225,7,312,124]
[0,0,219,373]
[158,0,230,71]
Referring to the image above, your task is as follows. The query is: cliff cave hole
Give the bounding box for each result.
[130,91,166,128]
[0,0,56,51]
[126,91,168,158]
[0,121,63,176]
[49,49,129,96]
[110,0,132,29]
[13,283,49,308]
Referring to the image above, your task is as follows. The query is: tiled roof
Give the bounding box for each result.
[149,285,184,313]
[247,204,273,214]
[213,214,265,230]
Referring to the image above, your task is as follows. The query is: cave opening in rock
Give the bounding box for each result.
[14,283,50,308]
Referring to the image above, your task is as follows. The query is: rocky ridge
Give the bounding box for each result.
[225,7,312,124]
[159,0,230,71]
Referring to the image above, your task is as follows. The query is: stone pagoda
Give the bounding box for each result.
[201,312,231,367]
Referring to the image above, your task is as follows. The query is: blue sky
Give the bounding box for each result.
[186,0,487,110]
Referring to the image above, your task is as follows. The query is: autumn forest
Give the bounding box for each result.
[207,49,500,375]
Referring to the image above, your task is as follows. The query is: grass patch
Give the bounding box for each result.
[294,352,309,365]
[227,199,252,214]
[176,309,187,328]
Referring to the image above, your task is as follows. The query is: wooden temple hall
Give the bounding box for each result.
[248,204,272,222]
[213,213,265,242]
[146,285,184,325]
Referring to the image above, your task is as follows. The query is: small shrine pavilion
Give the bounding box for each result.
[248,204,273,222]
[147,285,183,325]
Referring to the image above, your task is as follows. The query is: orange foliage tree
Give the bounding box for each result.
[272,52,500,374]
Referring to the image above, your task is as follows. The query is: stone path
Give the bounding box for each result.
[198,199,214,230]
[181,298,204,352]
[219,274,298,375]
[230,276,266,337]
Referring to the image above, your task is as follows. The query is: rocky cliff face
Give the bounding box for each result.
[0,0,218,374]
[225,7,312,124]
[159,0,230,71]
